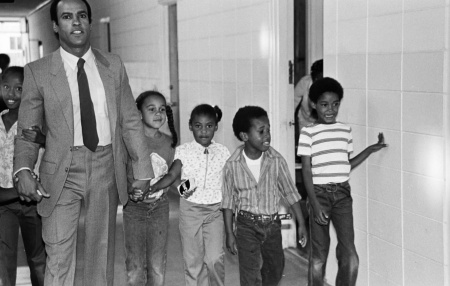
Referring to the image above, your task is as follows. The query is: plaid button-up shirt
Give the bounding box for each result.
[221,145,301,215]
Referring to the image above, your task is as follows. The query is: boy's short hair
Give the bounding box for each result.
[232,106,268,141]
[308,77,344,103]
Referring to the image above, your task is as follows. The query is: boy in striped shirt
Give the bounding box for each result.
[222,106,308,286]
[297,77,387,286]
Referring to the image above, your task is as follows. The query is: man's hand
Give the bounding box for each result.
[131,179,151,199]
[128,189,144,202]
[15,170,49,202]
[225,233,238,255]
[22,126,46,145]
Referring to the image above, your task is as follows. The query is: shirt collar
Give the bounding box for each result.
[229,145,275,162]
[192,140,216,152]
[60,47,95,70]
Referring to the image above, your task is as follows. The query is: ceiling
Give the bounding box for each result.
[0,0,49,18]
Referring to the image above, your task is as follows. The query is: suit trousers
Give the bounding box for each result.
[179,199,225,286]
[41,145,118,286]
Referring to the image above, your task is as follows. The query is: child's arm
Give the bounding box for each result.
[290,201,308,247]
[151,159,182,192]
[223,208,238,255]
[22,126,46,145]
[349,133,388,170]
[302,156,328,225]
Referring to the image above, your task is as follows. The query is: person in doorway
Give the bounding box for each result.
[13,0,154,285]
[222,105,308,286]
[294,59,323,143]
[0,66,46,286]
[298,77,387,286]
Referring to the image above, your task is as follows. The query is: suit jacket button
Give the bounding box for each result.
[65,167,69,172]
[70,147,73,151]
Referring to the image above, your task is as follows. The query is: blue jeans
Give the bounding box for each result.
[123,194,169,286]
[0,198,46,286]
[307,181,359,286]
[236,215,284,286]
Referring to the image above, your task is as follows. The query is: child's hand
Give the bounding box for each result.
[368,132,388,153]
[22,126,45,145]
[225,233,238,255]
[129,189,144,202]
[181,187,196,199]
[312,204,329,225]
[297,224,308,248]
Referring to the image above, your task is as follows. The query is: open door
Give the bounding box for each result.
[268,0,296,249]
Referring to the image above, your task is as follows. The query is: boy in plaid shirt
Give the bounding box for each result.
[222,106,307,286]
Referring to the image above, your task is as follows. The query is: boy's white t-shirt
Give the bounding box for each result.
[242,150,262,183]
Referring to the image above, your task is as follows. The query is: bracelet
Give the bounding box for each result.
[13,170,40,183]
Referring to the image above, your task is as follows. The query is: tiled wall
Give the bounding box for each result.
[177,0,272,149]
[89,0,167,98]
[324,1,448,285]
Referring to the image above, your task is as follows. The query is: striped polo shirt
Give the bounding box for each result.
[297,122,353,184]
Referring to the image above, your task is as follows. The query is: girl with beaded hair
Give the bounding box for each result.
[123,90,178,286]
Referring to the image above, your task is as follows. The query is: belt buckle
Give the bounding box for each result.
[326,183,338,192]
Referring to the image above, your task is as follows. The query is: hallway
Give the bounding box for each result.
[16,190,308,285]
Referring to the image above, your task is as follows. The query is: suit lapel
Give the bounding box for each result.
[50,49,74,137]
[93,49,117,138]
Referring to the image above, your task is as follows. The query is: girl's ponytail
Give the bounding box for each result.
[166,105,178,148]
[213,105,222,123]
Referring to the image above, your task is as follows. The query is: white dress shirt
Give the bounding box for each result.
[60,47,111,146]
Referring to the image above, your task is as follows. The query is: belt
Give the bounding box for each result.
[71,144,112,152]
[317,181,348,192]
[238,210,292,221]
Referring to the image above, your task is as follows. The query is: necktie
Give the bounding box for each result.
[77,58,99,152]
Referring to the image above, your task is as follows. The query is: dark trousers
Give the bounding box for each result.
[307,181,359,286]
[236,215,284,286]
[123,194,169,286]
[0,199,46,286]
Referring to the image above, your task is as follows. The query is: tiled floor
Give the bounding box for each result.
[16,190,308,285]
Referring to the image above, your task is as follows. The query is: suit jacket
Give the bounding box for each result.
[13,48,153,217]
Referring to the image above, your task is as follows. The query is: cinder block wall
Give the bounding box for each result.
[324,1,449,285]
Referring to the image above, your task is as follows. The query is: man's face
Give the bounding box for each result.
[53,0,91,57]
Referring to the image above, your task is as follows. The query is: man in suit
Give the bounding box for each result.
[13,0,153,285]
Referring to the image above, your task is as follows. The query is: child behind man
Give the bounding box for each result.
[298,77,387,286]
[0,66,46,286]
[221,106,308,286]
